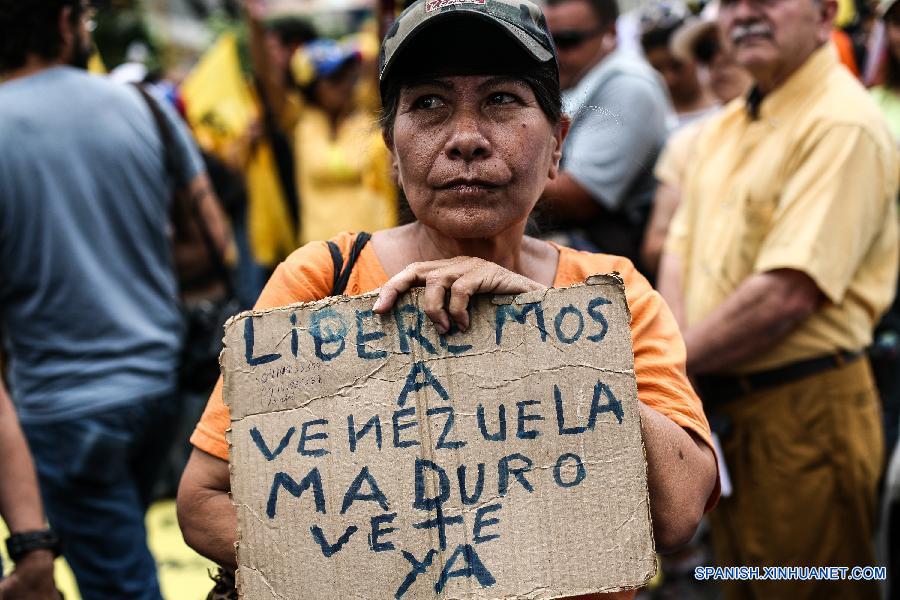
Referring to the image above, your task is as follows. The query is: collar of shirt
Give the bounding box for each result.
[743,42,839,121]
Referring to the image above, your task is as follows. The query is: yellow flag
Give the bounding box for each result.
[181,32,256,157]
[835,0,856,28]
[88,49,106,74]
[246,140,297,267]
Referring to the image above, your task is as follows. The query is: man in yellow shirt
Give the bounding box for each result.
[657,0,898,596]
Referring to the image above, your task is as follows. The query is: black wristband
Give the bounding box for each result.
[6,529,61,563]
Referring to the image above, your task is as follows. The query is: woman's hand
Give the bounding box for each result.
[372,257,546,333]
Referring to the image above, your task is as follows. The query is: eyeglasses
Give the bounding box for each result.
[552,28,605,50]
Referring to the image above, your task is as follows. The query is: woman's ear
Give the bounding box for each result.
[382,130,400,183]
[548,115,570,180]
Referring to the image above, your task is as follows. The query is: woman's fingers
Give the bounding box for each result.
[372,258,546,334]
[372,263,425,313]
[422,276,451,334]
[448,274,478,331]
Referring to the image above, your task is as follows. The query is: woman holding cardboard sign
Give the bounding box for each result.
[178,0,718,597]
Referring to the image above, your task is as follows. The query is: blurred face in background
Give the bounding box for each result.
[314,61,360,118]
[64,2,94,69]
[645,44,703,105]
[718,0,835,90]
[265,31,295,74]
[692,28,753,102]
[545,0,615,90]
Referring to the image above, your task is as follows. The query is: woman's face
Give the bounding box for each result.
[314,62,360,117]
[389,75,565,240]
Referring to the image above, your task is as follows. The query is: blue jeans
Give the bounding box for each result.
[22,393,179,600]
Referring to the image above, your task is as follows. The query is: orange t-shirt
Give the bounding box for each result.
[190,232,719,598]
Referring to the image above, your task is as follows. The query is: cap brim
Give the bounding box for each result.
[670,18,717,62]
[380,9,553,88]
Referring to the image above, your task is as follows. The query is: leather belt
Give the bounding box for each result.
[694,349,864,406]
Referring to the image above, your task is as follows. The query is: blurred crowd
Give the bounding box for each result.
[2,0,900,598]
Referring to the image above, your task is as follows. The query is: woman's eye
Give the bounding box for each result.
[487,92,518,106]
[414,95,446,110]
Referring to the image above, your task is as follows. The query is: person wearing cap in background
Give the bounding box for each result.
[177,1,719,597]
[656,0,897,594]
[289,38,397,245]
[641,3,753,276]
[538,0,671,274]
[640,1,719,127]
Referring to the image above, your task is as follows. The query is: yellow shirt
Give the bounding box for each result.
[654,118,708,188]
[294,108,397,244]
[667,43,899,373]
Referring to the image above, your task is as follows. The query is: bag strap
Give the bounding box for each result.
[132,83,234,297]
[327,232,372,296]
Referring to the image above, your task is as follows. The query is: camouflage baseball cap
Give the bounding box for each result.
[379,0,557,95]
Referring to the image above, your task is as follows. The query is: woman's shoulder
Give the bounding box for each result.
[257,233,362,309]
[553,244,645,289]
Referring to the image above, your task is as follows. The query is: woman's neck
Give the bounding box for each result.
[415,222,525,270]
[372,223,559,287]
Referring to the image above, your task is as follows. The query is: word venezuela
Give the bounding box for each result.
[224,275,655,600]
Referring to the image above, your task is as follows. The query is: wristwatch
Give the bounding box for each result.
[5,529,61,562]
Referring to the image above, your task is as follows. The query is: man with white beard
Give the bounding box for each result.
[657,0,898,597]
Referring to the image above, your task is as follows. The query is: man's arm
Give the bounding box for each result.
[0,380,58,598]
[656,251,685,328]
[177,448,238,569]
[640,404,717,552]
[542,74,668,225]
[682,269,822,374]
[540,172,602,223]
[244,0,289,128]
[640,182,681,278]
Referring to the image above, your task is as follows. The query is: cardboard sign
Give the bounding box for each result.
[224,274,656,599]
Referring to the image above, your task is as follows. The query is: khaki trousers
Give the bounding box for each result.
[708,358,883,600]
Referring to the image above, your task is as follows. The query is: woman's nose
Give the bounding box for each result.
[443,111,492,161]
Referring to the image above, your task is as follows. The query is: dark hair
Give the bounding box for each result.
[0,0,83,72]
[885,6,900,91]
[379,61,562,144]
[545,0,619,28]
[886,51,900,91]
[640,21,682,53]
[267,17,317,48]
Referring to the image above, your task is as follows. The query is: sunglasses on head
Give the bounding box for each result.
[552,27,605,50]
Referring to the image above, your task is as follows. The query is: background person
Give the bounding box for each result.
[0,379,58,600]
[177,2,719,599]
[0,1,226,597]
[641,8,754,276]
[640,1,719,126]
[657,0,898,596]
[289,38,397,245]
[539,0,672,273]
[871,0,900,138]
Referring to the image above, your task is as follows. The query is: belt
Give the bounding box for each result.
[694,349,864,406]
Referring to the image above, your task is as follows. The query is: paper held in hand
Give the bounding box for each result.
[224,274,655,599]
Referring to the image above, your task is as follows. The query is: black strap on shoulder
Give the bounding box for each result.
[132,83,233,296]
[132,83,179,181]
[327,232,372,296]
